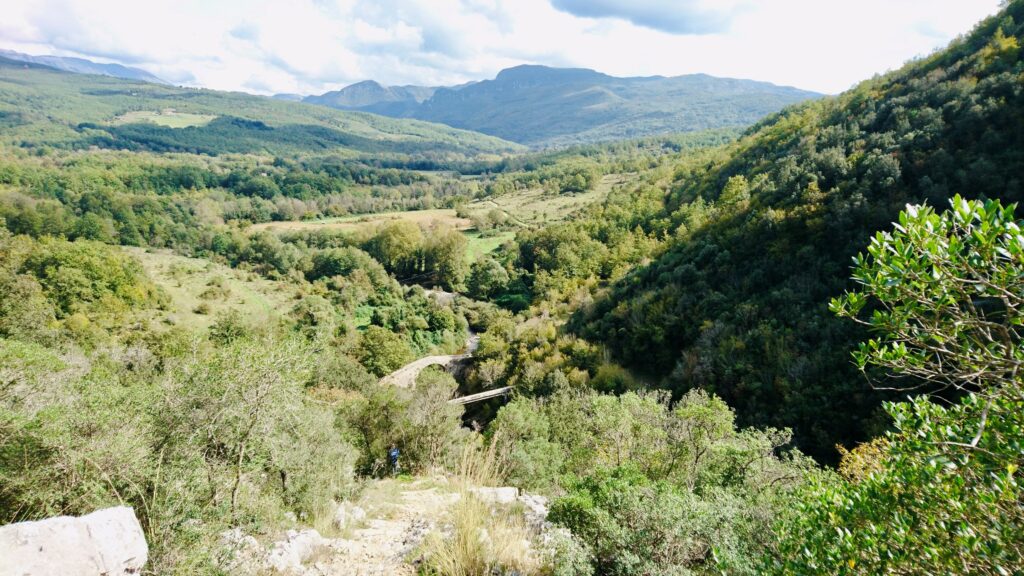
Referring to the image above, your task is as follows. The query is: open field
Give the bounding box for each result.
[243,174,632,264]
[248,173,630,238]
[464,231,516,263]
[124,247,300,331]
[249,208,471,233]
[460,173,631,228]
[113,109,218,128]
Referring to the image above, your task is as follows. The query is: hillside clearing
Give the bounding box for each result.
[113,109,217,128]
[460,173,632,227]
[125,247,300,331]
[249,208,471,233]
[464,231,516,263]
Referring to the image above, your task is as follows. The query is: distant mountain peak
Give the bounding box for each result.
[493,64,612,84]
[348,79,387,90]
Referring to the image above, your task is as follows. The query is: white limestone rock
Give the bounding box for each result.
[333,502,367,530]
[266,529,328,574]
[0,506,148,576]
[469,486,519,504]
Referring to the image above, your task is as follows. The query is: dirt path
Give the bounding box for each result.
[310,482,459,575]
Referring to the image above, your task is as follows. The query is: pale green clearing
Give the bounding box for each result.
[249,208,471,233]
[125,247,300,331]
[113,109,217,128]
[464,231,516,264]
[460,173,630,228]
[242,174,630,265]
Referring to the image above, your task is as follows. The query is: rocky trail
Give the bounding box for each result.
[308,482,460,575]
[0,476,549,576]
[221,479,547,575]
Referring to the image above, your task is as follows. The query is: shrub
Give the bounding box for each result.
[487,398,564,492]
[338,368,470,475]
[357,325,414,377]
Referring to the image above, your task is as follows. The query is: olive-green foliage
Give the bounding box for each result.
[773,394,1024,576]
[364,222,468,290]
[308,246,388,286]
[0,262,56,343]
[290,294,341,342]
[308,353,376,391]
[366,221,423,276]
[157,336,356,521]
[491,389,811,575]
[0,333,357,574]
[11,235,162,318]
[0,233,161,345]
[423,227,468,291]
[0,148,486,255]
[357,325,415,377]
[337,367,471,475]
[467,257,510,300]
[771,197,1024,575]
[536,528,594,576]
[484,398,563,492]
[550,468,724,576]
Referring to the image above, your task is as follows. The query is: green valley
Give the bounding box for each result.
[0,2,1021,576]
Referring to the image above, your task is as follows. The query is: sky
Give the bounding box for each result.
[0,0,1004,96]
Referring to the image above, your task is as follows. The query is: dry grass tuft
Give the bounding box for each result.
[419,439,540,575]
[419,494,539,576]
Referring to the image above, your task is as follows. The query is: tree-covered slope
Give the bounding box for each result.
[0,58,522,157]
[573,2,1024,458]
[305,65,821,146]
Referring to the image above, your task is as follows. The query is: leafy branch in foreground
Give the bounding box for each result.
[772,197,1024,575]
[831,195,1023,396]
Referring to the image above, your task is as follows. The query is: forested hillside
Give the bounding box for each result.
[535,3,1024,457]
[0,57,520,157]
[305,65,820,146]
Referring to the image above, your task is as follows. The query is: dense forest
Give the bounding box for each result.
[1,2,1023,575]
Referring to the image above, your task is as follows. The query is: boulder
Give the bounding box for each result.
[469,486,519,505]
[265,529,327,573]
[0,506,148,576]
[333,502,367,530]
[517,493,549,529]
[218,528,262,574]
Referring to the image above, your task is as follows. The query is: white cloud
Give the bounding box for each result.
[0,0,1003,95]
[550,0,746,34]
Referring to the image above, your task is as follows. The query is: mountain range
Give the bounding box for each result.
[303,65,822,146]
[0,48,820,148]
[0,49,167,85]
